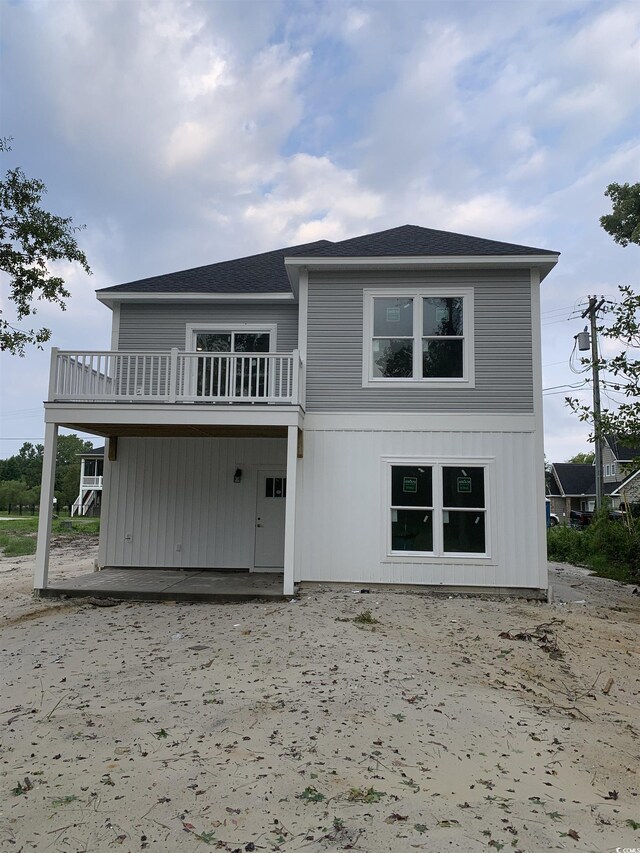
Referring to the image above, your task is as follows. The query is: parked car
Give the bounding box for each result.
[549,512,559,527]
[570,509,624,529]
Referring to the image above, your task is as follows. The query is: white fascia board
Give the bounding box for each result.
[285,254,560,284]
[611,467,640,495]
[44,402,304,430]
[96,291,295,306]
[303,412,535,432]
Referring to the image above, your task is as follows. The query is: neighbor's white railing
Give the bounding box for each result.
[49,348,301,405]
[79,475,103,489]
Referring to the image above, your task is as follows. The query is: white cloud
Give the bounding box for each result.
[244,154,383,245]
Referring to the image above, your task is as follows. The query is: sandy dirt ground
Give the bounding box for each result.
[1,538,639,853]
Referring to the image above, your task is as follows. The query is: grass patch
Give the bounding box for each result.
[548,513,640,583]
[353,609,379,625]
[345,786,385,803]
[0,517,99,557]
[0,531,36,557]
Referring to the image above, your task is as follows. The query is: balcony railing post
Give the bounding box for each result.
[169,348,178,403]
[292,349,300,405]
[48,348,59,400]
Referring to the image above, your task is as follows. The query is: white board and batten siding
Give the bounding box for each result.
[99,437,286,570]
[296,424,545,591]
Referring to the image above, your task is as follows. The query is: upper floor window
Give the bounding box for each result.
[363,289,474,387]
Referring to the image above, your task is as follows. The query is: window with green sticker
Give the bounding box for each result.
[388,461,487,557]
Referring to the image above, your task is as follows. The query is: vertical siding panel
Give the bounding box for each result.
[297,429,542,590]
[103,437,287,569]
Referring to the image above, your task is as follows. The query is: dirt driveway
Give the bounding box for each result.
[1,540,639,852]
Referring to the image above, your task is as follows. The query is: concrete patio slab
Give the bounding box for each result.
[40,568,288,602]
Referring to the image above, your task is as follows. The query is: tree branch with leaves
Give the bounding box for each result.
[568,182,640,443]
[0,139,91,355]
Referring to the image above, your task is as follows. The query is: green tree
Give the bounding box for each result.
[56,434,94,468]
[0,435,95,508]
[18,442,44,488]
[0,479,28,510]
[600,182,640,247]
[0,139,91,354]
[569,183,640,443]
[567,451,595,464]
[57,465,81,507]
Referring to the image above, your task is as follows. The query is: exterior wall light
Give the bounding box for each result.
[234,468,242,483]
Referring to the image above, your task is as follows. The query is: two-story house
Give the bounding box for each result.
[603,436,640,506]
[34,225,559,598]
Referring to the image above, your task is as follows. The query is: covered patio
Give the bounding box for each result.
[39,568,290,602]
[35,387,304,600]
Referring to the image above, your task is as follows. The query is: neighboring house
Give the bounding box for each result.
[34,225,559,596]
[71,446,104,517]
[548,463,617,520]
[606,436,640,509]
[603,435,640,488]
[549,437,640,521]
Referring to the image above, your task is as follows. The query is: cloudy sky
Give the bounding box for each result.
[1,0,638,462]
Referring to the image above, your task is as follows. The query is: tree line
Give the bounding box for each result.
[0,434,95,513]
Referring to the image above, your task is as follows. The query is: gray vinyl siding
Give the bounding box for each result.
[116,302,298,353]
[306,269,534,413]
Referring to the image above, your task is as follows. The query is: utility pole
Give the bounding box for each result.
[580,296,606,510]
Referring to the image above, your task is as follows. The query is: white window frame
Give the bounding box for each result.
[184,324,277,398]
[362,288,475,388]
[185,323,277,353]
[381,456,494,563]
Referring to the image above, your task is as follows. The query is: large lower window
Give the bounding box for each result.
[388,460,488,557]
[364,289,473,386]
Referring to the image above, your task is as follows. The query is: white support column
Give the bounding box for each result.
[297,268,308,407]
[283,424,298,597]
[530,268,548,593]
[34,422,58,593]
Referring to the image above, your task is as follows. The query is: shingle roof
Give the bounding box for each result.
[286,224,559,258]
[97,225,558,296]
[98,240,332,295]
[605,435,640,460]
[550,463,618,497]
[77,446,105,457]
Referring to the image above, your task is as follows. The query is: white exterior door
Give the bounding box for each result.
[254,470,287,570]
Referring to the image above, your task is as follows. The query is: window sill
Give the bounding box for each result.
[384,553,494,565]
[363,378,475,390]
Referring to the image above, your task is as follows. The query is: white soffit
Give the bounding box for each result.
[96,291,295,306]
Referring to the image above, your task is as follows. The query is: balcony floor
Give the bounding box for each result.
[39,568,289,602]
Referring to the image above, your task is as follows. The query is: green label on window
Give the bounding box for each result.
[387,307,400,322]
[457,477,472,493]
[403,477,418,493]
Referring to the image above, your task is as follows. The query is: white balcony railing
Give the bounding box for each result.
[48,348,302,405]
[80,476,103,489]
